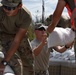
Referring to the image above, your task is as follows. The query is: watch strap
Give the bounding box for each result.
[1,60,8,66]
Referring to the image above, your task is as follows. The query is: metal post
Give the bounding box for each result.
[42,0,45,23]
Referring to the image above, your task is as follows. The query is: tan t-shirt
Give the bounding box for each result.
[31,38,50,71]
[0,5,32,34]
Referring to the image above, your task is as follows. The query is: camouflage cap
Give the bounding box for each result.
[1,0,22,7]
[34,23,48,30]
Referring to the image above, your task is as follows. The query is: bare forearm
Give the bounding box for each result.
[4,41,20,62]
[3,28,27,62]
[47,11,62,33]
[47,0,65,33]
[54,46,67,53]
[33,42,45,56]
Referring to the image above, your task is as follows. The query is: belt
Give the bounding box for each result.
[35,70,46,74]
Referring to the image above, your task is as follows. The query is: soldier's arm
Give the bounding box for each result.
[32,42,46,56]
[3,28,27,61]
[53,41,74,53]
[32,34,47,56]
[47,0,66,33]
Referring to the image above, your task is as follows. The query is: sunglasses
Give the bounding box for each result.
[3,5,17,11]
[35,27,46,31]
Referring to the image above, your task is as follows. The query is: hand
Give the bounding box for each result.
[65,41,74,49]
[0,63,5,75]
[41,33,47,45]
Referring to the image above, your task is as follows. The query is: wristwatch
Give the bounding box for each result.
[1,60,8,66]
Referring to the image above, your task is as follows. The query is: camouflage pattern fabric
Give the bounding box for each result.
[0,34,22,75]
[0,33,35,75]
[23,66,35,75]
[18,38,35,75]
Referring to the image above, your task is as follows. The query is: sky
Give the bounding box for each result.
[23,0,69,21]
[0,0,69,20]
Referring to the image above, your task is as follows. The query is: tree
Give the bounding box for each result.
[45,14,71,28]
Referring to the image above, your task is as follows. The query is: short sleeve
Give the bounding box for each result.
[20,13,32,29]
[18,6,32,29]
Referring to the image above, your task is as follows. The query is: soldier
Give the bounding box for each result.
[0,0,34,75]
[30,23,74,75]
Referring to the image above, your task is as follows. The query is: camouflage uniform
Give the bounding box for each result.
[18,37,35,75]
[0,34,22,75]
[0,0,35,74]
[0,33,34,75]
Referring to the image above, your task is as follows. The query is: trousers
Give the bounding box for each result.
[35,70,49,75]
